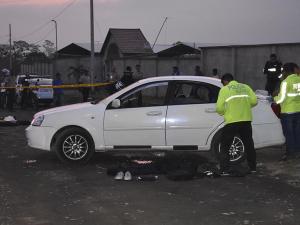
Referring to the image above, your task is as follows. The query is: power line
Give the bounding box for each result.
[52,0,78,20]
[32,28,55,45]
[14,0,78,41]
[0,34,9,41]
[16,21,52,40]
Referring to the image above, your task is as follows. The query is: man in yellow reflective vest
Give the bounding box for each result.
[216,73,258,175]
[274,63,300,160]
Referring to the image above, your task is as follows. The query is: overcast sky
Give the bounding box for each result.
[0,0,300,49]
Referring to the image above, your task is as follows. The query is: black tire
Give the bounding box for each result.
[211,131,246,165]
[53,127,95,164]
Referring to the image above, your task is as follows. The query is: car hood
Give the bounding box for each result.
[34,102,99,117]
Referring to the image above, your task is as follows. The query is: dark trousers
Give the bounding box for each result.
[281,112,300,155]
[53,93,62,106]
[6,89,15,111]
[21,90,29,108]
[81,88,90,102]
[0,92,6,108]
[220,121,256,172]
[265,79,279,96]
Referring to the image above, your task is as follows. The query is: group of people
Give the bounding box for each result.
[216,60,300,176]
[109,64,219,94]
[0,70,65,111]
[109,65,143,93]
[263,54,300,160]
[172,65,220,78]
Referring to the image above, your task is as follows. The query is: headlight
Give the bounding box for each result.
[31,115,44,126]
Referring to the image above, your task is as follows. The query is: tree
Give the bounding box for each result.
[12,40,40,62]
[42,40,55,58]
[0,40,49,74]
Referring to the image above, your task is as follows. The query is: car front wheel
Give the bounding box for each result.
[53,127,95,164]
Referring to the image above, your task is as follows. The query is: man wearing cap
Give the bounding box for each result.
[274,63,300,160]
[216,73,258,175]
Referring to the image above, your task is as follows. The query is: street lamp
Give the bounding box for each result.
[51,19,58,53]
[90,0,95,89]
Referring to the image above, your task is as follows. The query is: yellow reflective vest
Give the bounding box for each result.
[274,74,300,114]
[216,80,258,124]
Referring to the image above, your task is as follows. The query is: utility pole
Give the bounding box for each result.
[90,0,95,91]
[51,20,58,75]
[9,24,12,73]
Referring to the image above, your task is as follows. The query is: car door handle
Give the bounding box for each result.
[205,108,216,113]
[146,111,162,116]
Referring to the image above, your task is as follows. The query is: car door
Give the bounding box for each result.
[166,81,223,148]
[103,81,169,148]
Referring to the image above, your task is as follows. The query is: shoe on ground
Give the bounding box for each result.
[248,169,257,174]
[124,171,132,181]
[220,171,231,177]
[114,171,124,180]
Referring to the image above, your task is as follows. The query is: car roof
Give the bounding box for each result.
[136,75,222,87]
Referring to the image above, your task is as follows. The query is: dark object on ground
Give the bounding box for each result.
[0,116,31,126]
[106,154,249,181]
[137,175,159,181]
[0,121,31,126]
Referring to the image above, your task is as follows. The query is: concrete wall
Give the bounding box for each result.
[56,56,102,83]
[201,43,300,90]
[20,63,53,76]
[20,43,300,90]
[20,56,102,84]
[110,57,202,79]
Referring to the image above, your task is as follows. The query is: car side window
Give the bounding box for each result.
[112,82,169,109]
[169,81,220,105]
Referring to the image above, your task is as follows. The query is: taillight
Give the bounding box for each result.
[271,103,281,118]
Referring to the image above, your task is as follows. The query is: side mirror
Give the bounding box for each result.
[111,99,121,108]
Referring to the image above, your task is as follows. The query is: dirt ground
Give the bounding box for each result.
[1,107,300,225]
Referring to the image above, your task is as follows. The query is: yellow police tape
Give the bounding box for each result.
[1,82,113,90]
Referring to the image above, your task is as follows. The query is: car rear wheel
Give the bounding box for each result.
[53,127,95,164]
[211,132,246,165]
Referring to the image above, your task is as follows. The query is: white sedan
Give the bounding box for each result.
[26,76,285,164]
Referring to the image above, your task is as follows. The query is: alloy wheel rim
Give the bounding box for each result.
[229,137,244,162]
[62,135,89,160]
[219,136,245,162]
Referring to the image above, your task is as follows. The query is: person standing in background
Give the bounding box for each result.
[194,65,204,76]
[53,73,63,106]
[264,54,282,95]
[172,66,180,76]
[274,63,300,160]
[133,64,144,81]
[0,69,8,109]
[4,70,15,111]
[21,74,30,109]
[211,68,220,78]
[79,72,90,102]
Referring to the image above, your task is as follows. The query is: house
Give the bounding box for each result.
[100,29,202,79]
[55,42,103,83]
